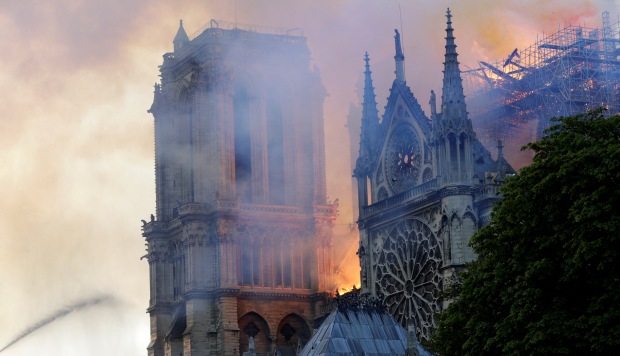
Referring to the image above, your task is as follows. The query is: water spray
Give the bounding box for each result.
[0,295,112,353]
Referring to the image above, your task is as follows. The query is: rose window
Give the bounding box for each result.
[372,218,443,340]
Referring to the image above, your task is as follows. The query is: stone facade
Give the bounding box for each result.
[142,21,337,356]
[354,10,513,341]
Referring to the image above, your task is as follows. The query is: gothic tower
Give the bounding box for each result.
[355,10,513,341]
[142,20,337,356]
[432,8,478,267]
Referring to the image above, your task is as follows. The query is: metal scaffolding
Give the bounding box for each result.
[463,11,620,150]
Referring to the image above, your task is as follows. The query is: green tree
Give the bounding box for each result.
[429,109,620,355]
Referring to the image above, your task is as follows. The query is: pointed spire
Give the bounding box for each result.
[173,19,190,52]
[354,52,380,178]
[497,139,504,160]
[440,8,468,125]
[394,29,405,83]
[429,90,437,119]
[435,9,475,186]
[496,139,507,179]
[363,52,379,123]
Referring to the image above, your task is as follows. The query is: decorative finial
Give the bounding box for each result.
[394,29,405,83]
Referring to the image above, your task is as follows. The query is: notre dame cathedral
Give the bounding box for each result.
[141,20,338,356]
[354,9,513,341]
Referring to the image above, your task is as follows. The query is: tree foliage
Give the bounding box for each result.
[429,109,620,355]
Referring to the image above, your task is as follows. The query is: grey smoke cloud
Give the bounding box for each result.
[0,0,614,354]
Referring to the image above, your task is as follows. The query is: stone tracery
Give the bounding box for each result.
[371,218,443,340]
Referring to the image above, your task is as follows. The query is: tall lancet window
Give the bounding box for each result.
[266,96,285,205]
[234,85,253,202]
[459,133,468,177]
[179,87,193,203]
[448,133,458,174]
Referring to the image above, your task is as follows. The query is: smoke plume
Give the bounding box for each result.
[0,1,615,354]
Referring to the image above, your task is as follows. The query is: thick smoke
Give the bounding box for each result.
[0,295,112,354]
[0,0,615,354]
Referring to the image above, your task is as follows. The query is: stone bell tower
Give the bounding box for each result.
[142,20,337,356]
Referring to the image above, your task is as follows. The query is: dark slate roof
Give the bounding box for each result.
[299,302,432,356]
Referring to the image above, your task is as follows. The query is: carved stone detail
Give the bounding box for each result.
[182,221,212,245]
[147,239,171,263]
[371,218,443,340]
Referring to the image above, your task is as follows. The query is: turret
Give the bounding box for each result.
[173,20,190,52]
[360,52,380,164]
[354,53,380,209]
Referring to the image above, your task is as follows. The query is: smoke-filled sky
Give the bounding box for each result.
[0,0,616,354]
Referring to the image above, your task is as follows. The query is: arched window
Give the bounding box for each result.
[239,237,262,287]
[234,84,253,202]
[461,213,477,261]
[240,237,252,286]
[283,241,292,288]
[274,241,283,287]
[262,240,272,287]
[448,133,458,174]
[266,94,285,205]
[178,86,193,113]
[238,312,272,355]
[165,85,193,211]
[276,314,311,355]
[450,215,461,262]
[440,215,451,261]
[459,133,468,178]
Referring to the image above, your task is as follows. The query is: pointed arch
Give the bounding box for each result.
[276,314,311,355]
[461,212,477,262]
[176,83,193,112]
[169,82,195,205]
[238,312,272,356]
[440,214,451,262]
[450,213,462,263]
[164,306,185,355]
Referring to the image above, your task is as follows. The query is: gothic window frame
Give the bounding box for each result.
[371,217,444,340]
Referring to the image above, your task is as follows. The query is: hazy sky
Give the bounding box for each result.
[0,0,616,354]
